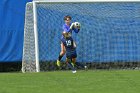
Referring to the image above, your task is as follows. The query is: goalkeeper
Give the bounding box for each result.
[57,15,80,66]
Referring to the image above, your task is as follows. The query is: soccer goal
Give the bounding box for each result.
[22,0,140,72]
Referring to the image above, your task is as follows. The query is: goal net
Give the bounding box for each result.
[22,1,140,72]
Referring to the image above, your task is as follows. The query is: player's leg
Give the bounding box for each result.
[71,51,87,70]
[71,58,77,73]
[66,51,76,73]
[66,58,76,73]
[71,50,77,66]
[57,43,66,66]
[70,51,77,73]
[71,58,76,67]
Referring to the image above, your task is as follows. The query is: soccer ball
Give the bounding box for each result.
[74,22,81,28]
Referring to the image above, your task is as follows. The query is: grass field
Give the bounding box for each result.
[0,70,140,93]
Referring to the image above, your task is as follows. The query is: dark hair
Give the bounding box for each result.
[64,15,72,20]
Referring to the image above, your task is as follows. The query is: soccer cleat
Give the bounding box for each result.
[56,60,61,67]
[84,66,88,71]
[72,70,77,73]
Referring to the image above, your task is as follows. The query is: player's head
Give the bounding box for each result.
[64,15,71,25]
[62,31,70,38]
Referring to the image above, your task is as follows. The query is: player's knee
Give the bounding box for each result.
[60,51,65,55]
[72,58,76,63]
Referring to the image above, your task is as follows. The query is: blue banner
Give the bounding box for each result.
[0,0,32,62]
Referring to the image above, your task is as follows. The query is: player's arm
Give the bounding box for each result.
[60,41,66,53]
[63,23,80,33]
[73,27,80,33]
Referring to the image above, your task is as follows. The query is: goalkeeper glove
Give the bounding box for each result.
[70,23,75,30]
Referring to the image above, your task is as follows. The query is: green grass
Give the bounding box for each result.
[0,70,140,93]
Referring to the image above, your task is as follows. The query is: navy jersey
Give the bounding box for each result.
[61,36,77,58]
[61,37,75,51]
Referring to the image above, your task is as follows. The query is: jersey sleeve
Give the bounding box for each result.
[73,28,80,33]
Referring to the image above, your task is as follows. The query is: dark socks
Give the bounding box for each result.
[58,55,63,61]
[67,62,76,71]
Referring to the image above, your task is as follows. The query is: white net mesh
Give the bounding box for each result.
[22,3,36,72]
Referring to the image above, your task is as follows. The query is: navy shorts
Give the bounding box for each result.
[66,50,77,59]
